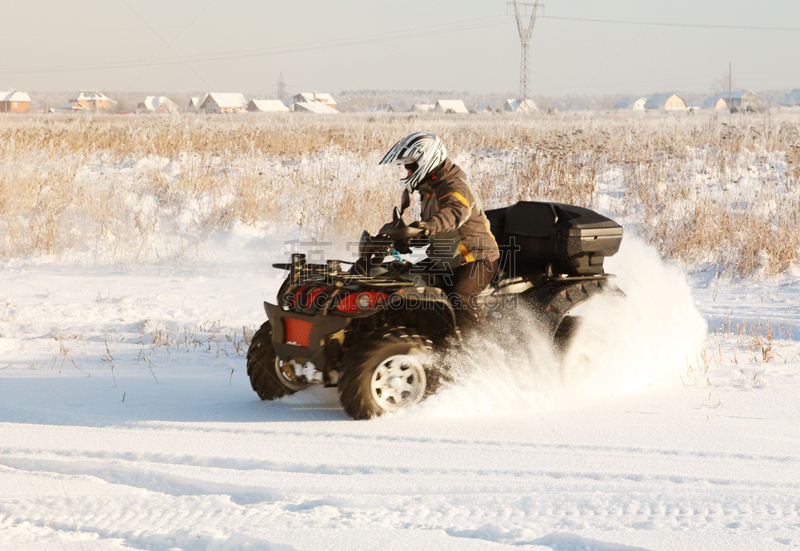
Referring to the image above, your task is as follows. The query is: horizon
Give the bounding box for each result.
[2,0,800,99]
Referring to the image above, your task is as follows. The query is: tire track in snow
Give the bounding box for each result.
[3,483,799,549]
[0,459,282,505]
[2,450,799,501]
[23,423,798,468]
[4,433,800,548]
[4,412,799,549]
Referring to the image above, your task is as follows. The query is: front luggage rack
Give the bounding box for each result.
[274,254,418,288]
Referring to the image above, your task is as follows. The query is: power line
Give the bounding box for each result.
[347,0,447,91]
[113,0,218,98]
[542,15,800,32]
[0,16,511,76]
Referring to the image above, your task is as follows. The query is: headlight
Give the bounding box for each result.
[356,293,372,310]
[335,292,388,313]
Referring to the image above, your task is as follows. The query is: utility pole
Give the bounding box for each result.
[277,72,286,101]
[728,62,732,116]
[509,1,543,102]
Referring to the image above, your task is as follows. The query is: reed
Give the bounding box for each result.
[1,111,798,276]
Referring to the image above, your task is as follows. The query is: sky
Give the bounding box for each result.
[1,0,799,98]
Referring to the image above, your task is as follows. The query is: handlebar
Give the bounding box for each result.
[359,218,427,258]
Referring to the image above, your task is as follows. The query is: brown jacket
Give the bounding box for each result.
[417,159,499,264]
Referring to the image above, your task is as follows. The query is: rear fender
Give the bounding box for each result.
[526,278,625,335]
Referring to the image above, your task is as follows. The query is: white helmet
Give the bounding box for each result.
[379,132,447,193]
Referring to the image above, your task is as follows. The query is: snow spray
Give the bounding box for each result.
[419,237,707,415]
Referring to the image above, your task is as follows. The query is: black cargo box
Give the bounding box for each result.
[485,202,623,276]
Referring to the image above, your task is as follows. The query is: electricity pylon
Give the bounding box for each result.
[509,1,543,101]
[276,72,286,101]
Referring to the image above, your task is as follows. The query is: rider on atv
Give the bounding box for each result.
[379,132,500,331]
[246,132,624,419]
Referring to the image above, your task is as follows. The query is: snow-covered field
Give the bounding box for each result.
[2,115,800,551]
[3,230,799,551]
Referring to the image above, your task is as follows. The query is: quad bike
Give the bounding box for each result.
[247,193,624,419]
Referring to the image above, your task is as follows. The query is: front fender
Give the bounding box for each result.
[263,302,351,368]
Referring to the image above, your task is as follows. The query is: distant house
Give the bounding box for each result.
[718,91,758,111]
[294,101,338,114]
[372,104,393,113]
[285,92,336,111]
[475,104,493,113]
[186,97,200,111]
[409,103,434,114]
[57,102,89,112]
[779,89,800,107]
[198,93,247,114]
[433,99,469,114]
[248,99,289,113]
[701,96,728,110]
[0,90,31,113]
[613,97,646,111]
[137,96,178,114]
[503,98,537,113]
[58,90,116,112]
[644,93,686,111]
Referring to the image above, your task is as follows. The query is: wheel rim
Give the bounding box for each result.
[370,354,426,412]
[274,357,308,391]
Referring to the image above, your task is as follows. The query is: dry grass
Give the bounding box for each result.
[1,111,799,276]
